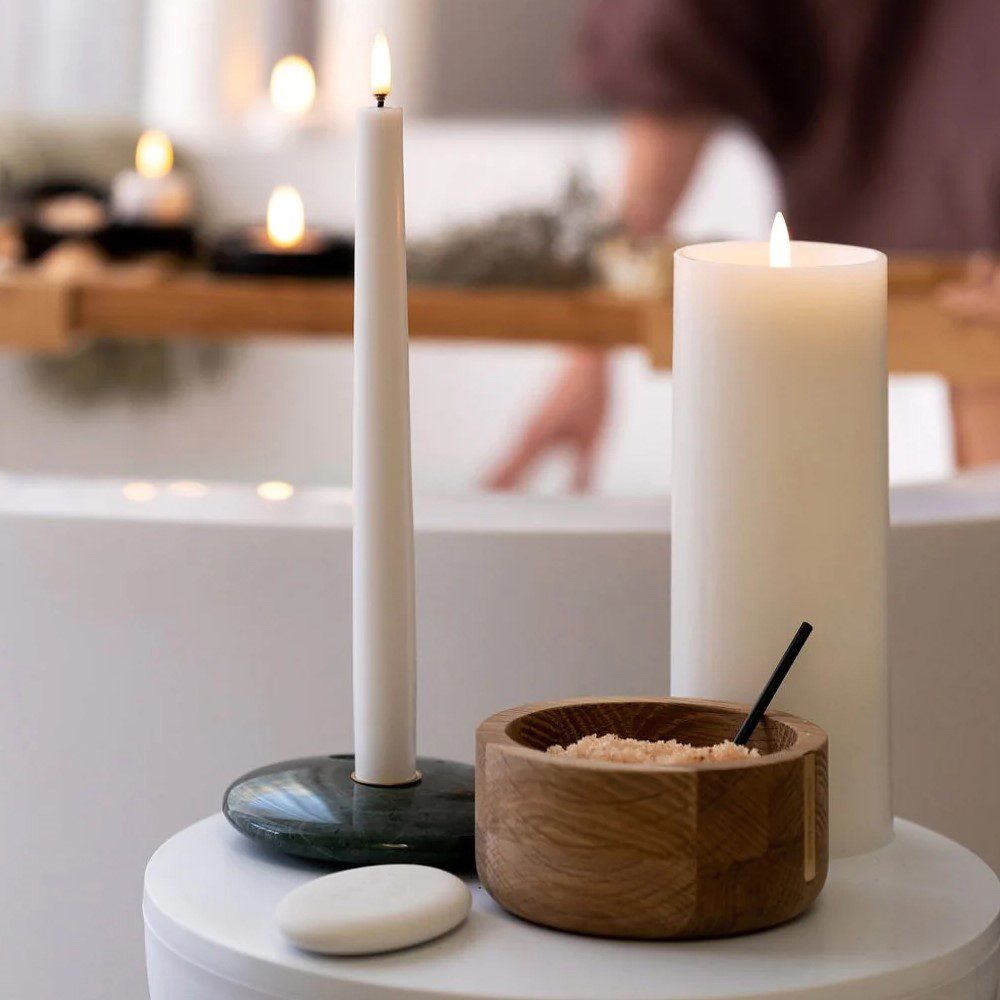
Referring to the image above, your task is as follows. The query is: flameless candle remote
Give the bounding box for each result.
[671,218,891,857]
[223,32,474,870]
[19,179,109,261]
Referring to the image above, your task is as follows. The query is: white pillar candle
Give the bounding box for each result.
[111,170,193,223]
[111,130,193,224]
[351,31,418,787]
[670,219,891,857]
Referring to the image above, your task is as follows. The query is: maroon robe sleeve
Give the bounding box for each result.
[576,0,822,151]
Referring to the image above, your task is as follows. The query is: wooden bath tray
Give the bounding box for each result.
[0,258,997,380]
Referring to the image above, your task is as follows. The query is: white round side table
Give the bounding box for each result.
[144,814,1000,1000]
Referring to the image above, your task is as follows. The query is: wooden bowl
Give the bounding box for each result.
[476,696,828,939]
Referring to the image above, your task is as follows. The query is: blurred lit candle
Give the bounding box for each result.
[352,30,417,786]
[211,184,352,278]
[111,130,193,223]
[245,54,318,143]
[270,55,317,118]
[670,214,891,857]
[264,185,305,250]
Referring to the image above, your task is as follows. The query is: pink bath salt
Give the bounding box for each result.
[547,733,761,765]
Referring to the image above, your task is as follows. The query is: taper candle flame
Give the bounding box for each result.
[371,30,391,103]
[135,130,173,180]
[266,185,305,249]
[769,212,791,268]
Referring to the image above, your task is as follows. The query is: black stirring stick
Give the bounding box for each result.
[733,622,814,746]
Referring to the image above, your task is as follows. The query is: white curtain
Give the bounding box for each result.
[0,0,145,120]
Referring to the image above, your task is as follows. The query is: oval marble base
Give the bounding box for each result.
[223,755,475,872]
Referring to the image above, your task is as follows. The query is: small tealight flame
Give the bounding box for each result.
[270,55,316,117]
[266,185,305,250]
[135,130,173,180]
[257,480,295,501]
[371,30,391,100]
[769,211,791,268]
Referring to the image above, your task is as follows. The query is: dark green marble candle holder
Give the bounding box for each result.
[223,754,475,872]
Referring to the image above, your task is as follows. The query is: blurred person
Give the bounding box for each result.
[486,0,1000,490]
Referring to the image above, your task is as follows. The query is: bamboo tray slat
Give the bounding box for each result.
[0,260,998,381]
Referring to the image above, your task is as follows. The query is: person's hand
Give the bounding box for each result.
[484,115,709,494]
[935,255,1000,468]
[936,254,1000,327]
[484,347,610,492]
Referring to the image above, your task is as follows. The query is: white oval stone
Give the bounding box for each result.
[275,864,471,955]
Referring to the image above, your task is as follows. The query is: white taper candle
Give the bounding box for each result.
[352,33,418,787]
[670,230,892,857]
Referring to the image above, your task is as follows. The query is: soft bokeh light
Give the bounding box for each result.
[257,480,295,501]
[135,130,173,179]
[266,185,305,249]
[371,30,391,98]
[769,212,791,268]
[168,480,208,498]
[122,481,157,502]
[269,55,316,117]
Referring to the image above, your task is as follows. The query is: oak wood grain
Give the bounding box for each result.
[0,277,71,353]
[476,696,828,939]
[69,276,643,348]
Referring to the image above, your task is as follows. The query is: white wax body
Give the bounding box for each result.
[352,105,417,786]
[671,241,891,857]
[111,169,194,224]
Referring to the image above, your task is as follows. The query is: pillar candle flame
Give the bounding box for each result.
[769,212,791,268]
[371,30,391,100]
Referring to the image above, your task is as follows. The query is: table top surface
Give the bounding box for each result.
[144,814,1000,1000]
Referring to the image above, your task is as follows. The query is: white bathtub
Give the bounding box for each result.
[2,470,999,1000]
[0,339,956,493]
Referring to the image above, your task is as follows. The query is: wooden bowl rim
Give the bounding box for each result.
[478,695,827,773]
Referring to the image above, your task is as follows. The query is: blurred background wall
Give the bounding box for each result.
[0,0,145,119]
[0,0,957,493]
